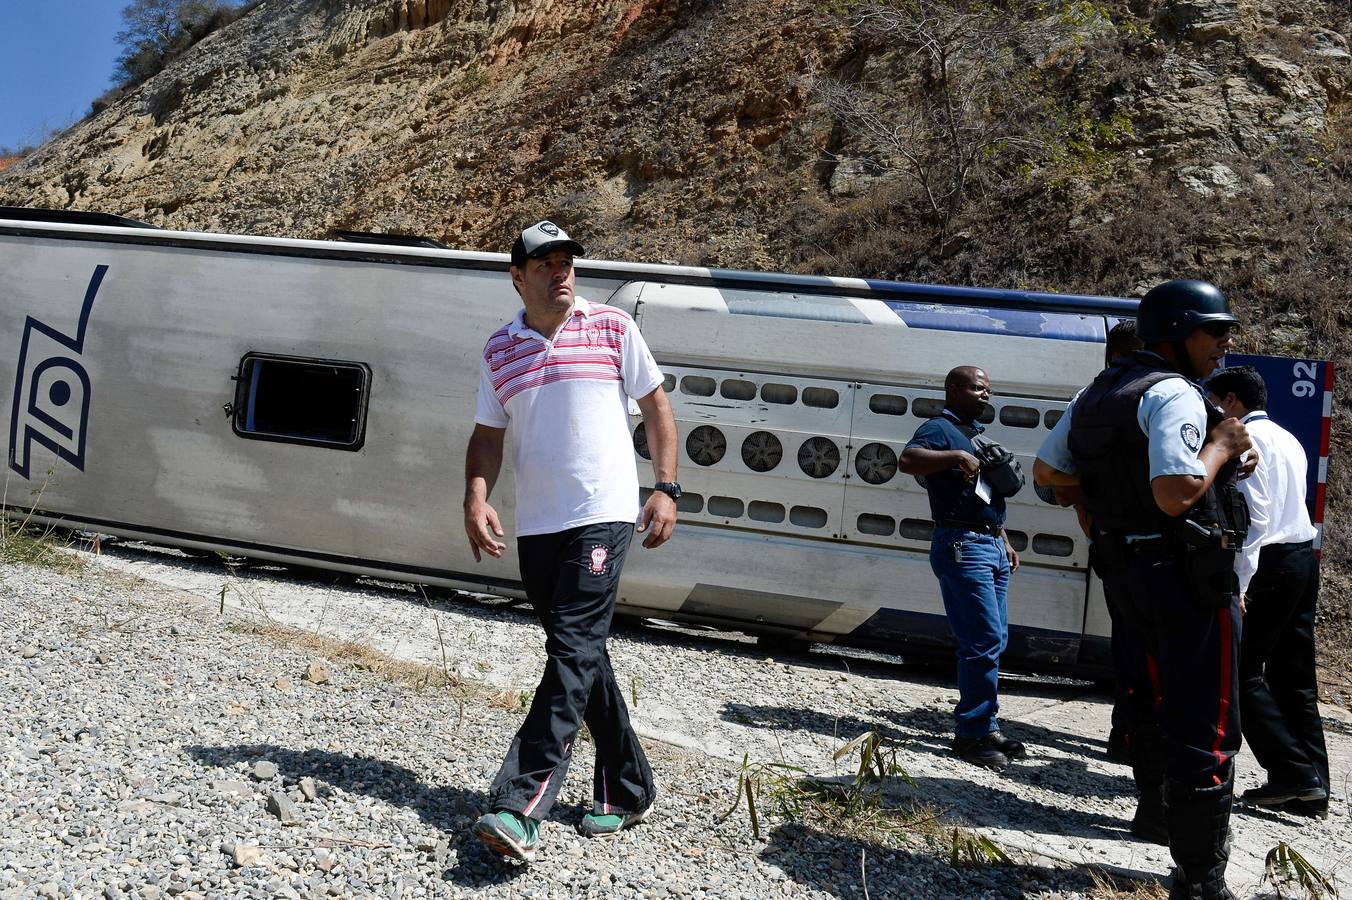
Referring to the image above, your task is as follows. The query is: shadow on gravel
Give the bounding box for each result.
[720,702,1135,801]
[894,774,1132,838]
[761,822,1165,899]
[718,699,1137,844]
[877,706,1134,788]
[186,744,530,887]
[720,701,911,745]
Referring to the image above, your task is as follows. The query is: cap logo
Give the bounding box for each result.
[539,222,560,237]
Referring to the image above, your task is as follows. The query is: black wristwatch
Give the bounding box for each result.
[653,481,682,501]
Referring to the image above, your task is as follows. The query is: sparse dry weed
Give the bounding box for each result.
[1087,868,1168,899]
[228,621,470,696]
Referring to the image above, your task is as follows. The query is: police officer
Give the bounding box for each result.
[1038,280,1252,900]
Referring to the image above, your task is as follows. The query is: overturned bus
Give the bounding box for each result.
[1,207,1334,676]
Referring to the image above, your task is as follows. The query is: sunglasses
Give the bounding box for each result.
[1198,322,1235,338]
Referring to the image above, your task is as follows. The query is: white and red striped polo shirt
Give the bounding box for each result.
[474,297,664,536]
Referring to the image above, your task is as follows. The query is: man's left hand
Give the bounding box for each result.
[1005,542,1020,573]
[638,492,677,549]
[1237,448,1259,480]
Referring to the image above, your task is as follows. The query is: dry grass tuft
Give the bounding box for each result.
[227,621,469,695]
[720,731,948,850]
[1087,868,1168,899]
[0,513,84,573]
[488,688,532,711]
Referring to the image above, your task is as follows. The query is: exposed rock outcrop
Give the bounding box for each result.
[1,0,1345,271]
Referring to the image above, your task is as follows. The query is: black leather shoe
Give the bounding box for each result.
[953,735,1010,771]
[987,731,1027,761]
[1243,782,1327,807]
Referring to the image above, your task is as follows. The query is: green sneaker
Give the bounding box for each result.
[579,803,652,838]
[472,810,539,862]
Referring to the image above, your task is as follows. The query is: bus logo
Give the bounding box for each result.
[8,265,106,480]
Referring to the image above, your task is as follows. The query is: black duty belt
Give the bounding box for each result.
[934,519,1003,536]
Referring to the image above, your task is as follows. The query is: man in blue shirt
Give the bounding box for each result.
[900,366,1023,771]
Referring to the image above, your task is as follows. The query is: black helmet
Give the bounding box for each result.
[1136,279,1238,343]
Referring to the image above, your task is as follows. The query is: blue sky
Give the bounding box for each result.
[0,2,124,151]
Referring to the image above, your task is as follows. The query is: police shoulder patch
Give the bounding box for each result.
[1180,422,1202,452]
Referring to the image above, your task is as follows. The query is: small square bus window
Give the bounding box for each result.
[232,353,371,451]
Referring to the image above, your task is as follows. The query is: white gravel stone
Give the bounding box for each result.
[2,544,1349,900]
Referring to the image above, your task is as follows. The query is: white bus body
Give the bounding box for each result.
[0,210,1174,675]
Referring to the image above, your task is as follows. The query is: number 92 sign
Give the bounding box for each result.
[1224,354,1334,530]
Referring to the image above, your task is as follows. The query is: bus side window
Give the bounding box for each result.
[231,353,372,451]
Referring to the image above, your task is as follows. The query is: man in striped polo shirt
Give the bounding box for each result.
[464,220,679,862]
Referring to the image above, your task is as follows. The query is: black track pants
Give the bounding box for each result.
[487,521,654,820]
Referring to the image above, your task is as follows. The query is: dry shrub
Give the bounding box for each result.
[787,111,1352,686]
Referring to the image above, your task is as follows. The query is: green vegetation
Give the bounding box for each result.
[113,0,247,88]
[91,0,259,114]
[460,63,490,92]
[719,731,939,847]
[1,474,81,572]
[949,828,1011,866]
[1262,842,1337,899]
[0,515,78,570]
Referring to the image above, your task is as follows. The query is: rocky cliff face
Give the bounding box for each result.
[2,0,1346,270]
[0,0,844,268]
[3,0,1352,637]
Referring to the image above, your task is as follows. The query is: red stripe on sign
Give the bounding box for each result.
[1320,407,1332,457]
[1324,362,1336,391]
[1316,480,1327,561]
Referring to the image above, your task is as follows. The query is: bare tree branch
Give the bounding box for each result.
[819,0,1064,240]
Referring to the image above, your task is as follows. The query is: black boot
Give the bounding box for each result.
[1132,777,1168,845]
[1130,721,1168,845]
[1164,766,1236,900]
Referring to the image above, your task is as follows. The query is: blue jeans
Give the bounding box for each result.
[929,528,1010,740]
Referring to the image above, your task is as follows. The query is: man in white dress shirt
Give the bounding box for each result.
[1206,365,1328,818]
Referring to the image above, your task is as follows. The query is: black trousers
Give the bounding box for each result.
[1102,565,1152,748]
[1093,541,1161,769]
[1239,540,1328,792]
[488,521,654,820]
[1107,541,1242,787]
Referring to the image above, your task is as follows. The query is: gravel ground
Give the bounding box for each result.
[3,541,1350,899]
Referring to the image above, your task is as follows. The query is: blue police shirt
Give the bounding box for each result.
[1038,377,1209,481]
[906,409,1007,529]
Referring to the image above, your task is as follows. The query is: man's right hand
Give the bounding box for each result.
[955,450,981,479]
[464,501,506,561]
[1211,417,1253,461]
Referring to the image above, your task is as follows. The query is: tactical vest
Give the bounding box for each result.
[1068,352,1245,539]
